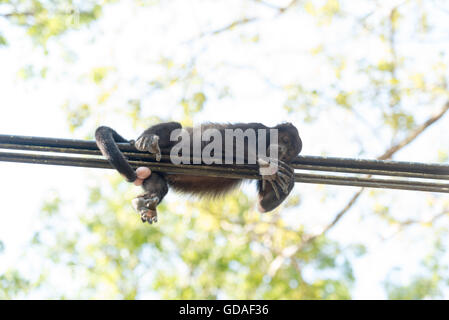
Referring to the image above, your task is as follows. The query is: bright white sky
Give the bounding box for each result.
[1,0,449,299]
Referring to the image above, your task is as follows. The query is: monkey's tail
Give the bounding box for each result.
[95,126,137,182]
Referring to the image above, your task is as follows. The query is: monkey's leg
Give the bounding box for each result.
[131,172,168,224]
[257,157,295,213]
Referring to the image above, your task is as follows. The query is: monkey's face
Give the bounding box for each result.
[276,123,302,161]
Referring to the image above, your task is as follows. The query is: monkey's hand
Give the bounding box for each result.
[131,133,162,161]
[258,157,295,200]
[132,194,159,224]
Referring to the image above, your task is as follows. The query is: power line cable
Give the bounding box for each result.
[1,134,449,193]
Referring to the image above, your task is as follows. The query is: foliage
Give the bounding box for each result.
[0,0,104,46]
[385,238,449,299]
[20,178,355,299]
[1,0,449,299]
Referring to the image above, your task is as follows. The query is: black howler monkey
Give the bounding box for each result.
[95,122,302,224]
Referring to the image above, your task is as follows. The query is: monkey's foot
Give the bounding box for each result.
[132,134,162,161]
[258,157,294,200]
[131,194,160,224]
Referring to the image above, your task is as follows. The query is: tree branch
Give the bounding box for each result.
[383,209,449,241]
[196,0,299,39]
[379,101,449,160]
[0,11,34,18]
[320,100,449,236]
[267,100,449,277]
[209,17,259,36]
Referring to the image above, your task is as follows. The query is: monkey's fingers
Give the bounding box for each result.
[134,136,147,151]
[269,180,281,200]
[139,209,157,224]
[257,157,270,167]
[149,215,158,224]
[144,209,158,224]
[276,172,291,194]
[258,158,279,179]
[277,164,294,192]
[262,176,280,198]
[258,158,270,177]
[135,134,162,161]
[258,157,290,198]
[278,160,294,176]
[260,170,275,191]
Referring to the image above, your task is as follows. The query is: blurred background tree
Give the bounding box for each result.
[0,0,449,299]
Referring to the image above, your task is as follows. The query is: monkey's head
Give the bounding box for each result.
[274,122,302,161]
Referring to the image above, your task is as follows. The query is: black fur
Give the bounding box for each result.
[95,122,302,222]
